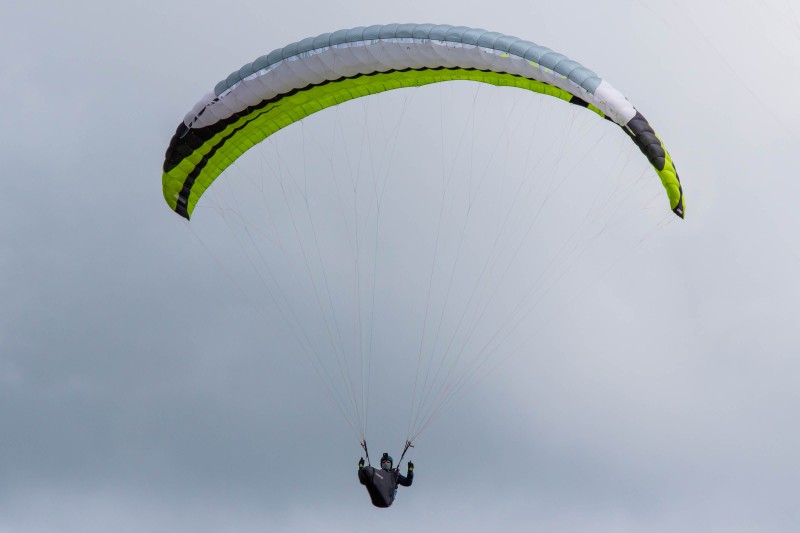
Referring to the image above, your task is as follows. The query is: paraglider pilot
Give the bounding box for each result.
[358,452,413,508]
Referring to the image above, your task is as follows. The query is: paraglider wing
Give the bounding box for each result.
[162,24,684,220]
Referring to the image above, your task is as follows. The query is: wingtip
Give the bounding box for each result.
[672,198,685,219]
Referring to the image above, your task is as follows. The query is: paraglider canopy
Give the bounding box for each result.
[162,24,684,222]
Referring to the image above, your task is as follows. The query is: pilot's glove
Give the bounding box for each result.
[407,461,414,473]
[359,457,365,469]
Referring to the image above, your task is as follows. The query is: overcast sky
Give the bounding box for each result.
[2,1,800,532]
